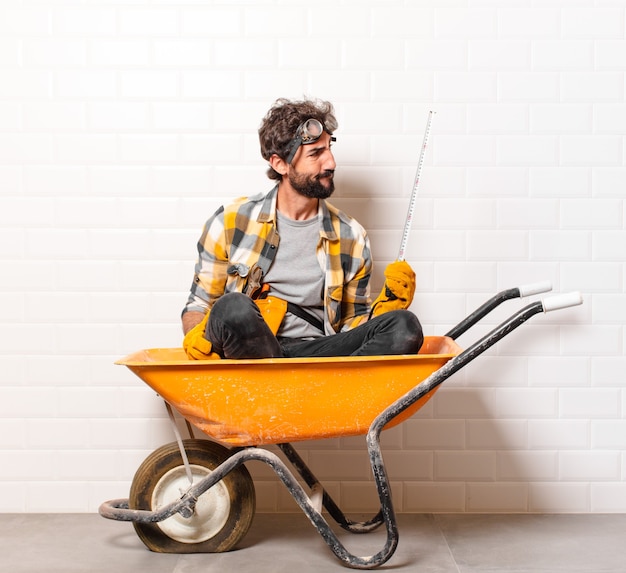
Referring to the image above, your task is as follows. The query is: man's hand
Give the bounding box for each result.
[371,260,416,317]
[182,311,220,360]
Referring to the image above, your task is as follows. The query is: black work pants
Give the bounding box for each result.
[206,292,423,360]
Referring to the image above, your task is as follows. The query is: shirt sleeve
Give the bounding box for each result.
[182,206,230,316]
[338,229,373,331]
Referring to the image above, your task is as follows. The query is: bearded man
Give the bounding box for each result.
[182,98,423,360]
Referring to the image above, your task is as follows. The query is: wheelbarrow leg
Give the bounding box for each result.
[244,447,398,569]
[277,443,385,534]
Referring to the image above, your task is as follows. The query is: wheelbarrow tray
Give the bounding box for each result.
[117,335,461,447]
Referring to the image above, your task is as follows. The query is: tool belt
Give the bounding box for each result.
[255,296,323,335]
[253,296,287,335]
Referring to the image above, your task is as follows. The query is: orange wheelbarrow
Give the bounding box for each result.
[99,284,582,569]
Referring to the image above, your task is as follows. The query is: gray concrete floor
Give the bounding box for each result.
[1,512,625,572]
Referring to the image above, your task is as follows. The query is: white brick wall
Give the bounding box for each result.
[0,0,624,515]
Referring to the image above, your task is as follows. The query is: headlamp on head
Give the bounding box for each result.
[284,118,336,165]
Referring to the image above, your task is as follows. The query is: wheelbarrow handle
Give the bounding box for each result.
[445,281,553,340]
[373,291,584,439]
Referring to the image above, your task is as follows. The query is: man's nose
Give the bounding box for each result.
[323,149,336,171]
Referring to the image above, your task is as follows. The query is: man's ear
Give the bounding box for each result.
[269,153,289,176]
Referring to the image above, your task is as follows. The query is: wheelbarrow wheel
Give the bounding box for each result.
[129,439,255,553]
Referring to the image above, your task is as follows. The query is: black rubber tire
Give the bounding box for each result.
[129,439,255,553]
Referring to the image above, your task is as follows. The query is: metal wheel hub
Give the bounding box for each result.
[152,464,230,543]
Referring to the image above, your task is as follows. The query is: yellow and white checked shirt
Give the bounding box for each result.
[182,185,373,334]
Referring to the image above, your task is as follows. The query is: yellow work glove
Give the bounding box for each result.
[371,260,416,317]
[183,312,220,360]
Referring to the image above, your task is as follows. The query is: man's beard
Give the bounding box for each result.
[288,168,335,199]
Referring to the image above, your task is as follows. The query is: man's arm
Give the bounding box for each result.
[181,207,229,335]
[182,310,205,335]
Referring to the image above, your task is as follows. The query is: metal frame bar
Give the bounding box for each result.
[277,443,384,534]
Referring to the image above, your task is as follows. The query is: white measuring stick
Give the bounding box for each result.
[397,110,435,262]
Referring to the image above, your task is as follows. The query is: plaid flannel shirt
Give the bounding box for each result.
[183,185,372,334]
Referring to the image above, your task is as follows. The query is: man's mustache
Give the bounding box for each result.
[317,170,335,180]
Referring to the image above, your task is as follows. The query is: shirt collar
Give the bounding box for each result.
[257,184,338,241]
[257,184,278,223]
[318,199,338,241]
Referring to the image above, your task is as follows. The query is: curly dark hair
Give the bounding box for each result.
[258,97,338,180]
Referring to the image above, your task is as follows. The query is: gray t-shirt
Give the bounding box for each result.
[263,211,325,339]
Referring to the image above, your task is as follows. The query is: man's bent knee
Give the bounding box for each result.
[386,310,424,354]
[210,292,259,327]
[207,292,282,359]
